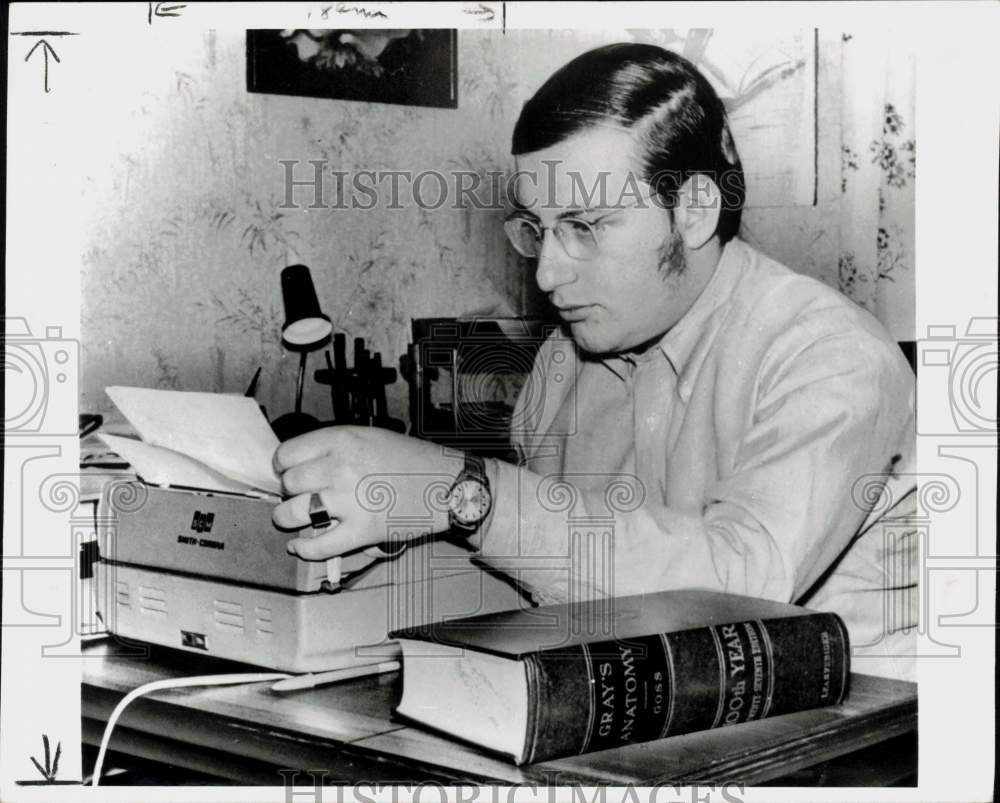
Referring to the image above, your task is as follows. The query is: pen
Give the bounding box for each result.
[269,660,401,693]
[79,413,103,438]
[333,333,350,423]
[324,349,336,420]
[244,366,262,397]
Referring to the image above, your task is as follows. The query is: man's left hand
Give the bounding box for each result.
[271,426,460,561]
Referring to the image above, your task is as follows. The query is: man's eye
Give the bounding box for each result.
[515,219,541,237]
[561,219,593,236]
[593,214,622,230]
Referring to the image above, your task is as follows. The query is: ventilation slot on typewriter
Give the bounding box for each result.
[213,599,246,632]
[137,584,167,617]
[254,606,274,638]
[115,580,130,608]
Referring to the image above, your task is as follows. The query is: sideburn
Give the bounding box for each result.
[657,227,686,279]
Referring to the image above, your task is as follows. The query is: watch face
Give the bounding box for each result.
[448,479,492,525]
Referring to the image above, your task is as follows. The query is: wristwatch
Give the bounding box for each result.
[447,453,493,536]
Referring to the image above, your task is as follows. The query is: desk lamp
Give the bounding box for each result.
[271,264,332,441]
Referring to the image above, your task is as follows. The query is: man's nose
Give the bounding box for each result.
[534,231,576,293]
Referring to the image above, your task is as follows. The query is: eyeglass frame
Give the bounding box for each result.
[503,194,656,261]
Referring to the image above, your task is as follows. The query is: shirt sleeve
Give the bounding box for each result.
[474,323,915,607]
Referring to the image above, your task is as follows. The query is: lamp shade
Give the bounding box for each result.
[281,264,332,348]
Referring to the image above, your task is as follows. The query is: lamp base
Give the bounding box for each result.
[271,412,324,442]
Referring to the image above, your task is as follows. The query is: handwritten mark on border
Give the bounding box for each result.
[149,2,187,24]
[11,32,78,95]
[15,734,78,785]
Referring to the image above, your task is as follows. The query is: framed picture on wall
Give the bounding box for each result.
[246,29,458,109]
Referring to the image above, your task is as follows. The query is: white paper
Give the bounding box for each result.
[105,386,282,496]
[97,433,273,498]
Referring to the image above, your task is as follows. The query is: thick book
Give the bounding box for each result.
[390,589,850,764]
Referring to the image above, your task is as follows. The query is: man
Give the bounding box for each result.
[272,44,917,680]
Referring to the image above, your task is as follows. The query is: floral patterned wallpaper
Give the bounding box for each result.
[837,32,916,337]
[839,104,917,302]
[80,29,914,428]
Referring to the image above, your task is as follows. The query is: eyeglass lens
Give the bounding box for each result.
[504,218,598,259]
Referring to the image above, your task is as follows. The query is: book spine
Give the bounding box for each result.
[522,613,849,764]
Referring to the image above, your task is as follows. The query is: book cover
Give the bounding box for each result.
[391,589,849,764]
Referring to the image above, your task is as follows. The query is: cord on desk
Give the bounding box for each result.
[90,672,289,786]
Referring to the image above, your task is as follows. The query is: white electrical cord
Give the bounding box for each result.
[91,672,289,786]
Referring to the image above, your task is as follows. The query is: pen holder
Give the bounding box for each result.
[313,334,403,431]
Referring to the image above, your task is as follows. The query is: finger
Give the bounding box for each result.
[280,455,344,497]
[273,427,355,473]
[287,521,366,561]
[272,489,350,531]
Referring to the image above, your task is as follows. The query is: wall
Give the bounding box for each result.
[80,29,912,427]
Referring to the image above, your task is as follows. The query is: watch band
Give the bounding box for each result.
[462,452,488,487]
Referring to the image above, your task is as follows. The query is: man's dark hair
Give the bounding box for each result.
[512,43,745,243]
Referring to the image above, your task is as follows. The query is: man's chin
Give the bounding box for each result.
[567,321,620,356]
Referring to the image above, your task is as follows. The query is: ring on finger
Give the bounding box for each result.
[308,492,332,530]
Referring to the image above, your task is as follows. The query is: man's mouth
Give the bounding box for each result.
[555,304,594,322]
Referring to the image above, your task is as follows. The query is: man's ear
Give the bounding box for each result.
[673,175,721,250]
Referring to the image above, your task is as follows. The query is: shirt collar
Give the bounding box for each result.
[600,238,748,395]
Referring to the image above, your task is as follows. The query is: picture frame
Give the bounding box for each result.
[246,28,458,109]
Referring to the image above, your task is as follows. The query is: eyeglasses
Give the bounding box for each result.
[503,198,646,261]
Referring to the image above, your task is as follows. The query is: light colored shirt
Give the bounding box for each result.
[477,238,918,680]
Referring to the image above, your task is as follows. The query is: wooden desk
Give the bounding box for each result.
[81,639,917,786]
